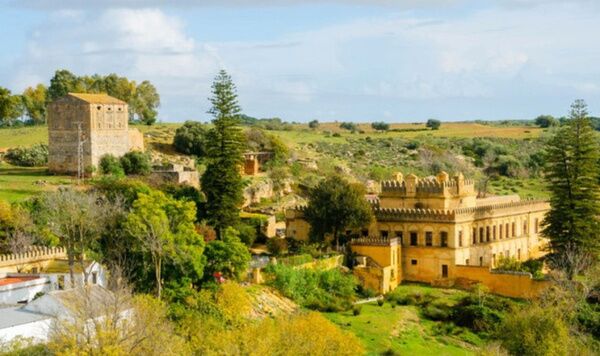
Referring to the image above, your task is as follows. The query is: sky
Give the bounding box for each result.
[0,0,599,122]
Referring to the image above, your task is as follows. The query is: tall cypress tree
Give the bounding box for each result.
[542,99,600,279]
[201,70,245,236]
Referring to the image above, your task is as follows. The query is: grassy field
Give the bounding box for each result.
[323,285,483,355]
[0,163,73,202]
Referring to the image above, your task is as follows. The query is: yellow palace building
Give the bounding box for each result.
[286,172,550,296]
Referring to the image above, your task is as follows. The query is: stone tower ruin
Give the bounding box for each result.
[47,93,143,175]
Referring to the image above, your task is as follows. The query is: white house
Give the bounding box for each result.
[0,285,120,344]
[0,274,52,305]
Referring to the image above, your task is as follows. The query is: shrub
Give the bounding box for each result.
[377,299,385,307]
[266,237,288,256]
[352,305,362,316]
[173,121,208,157]
[4,144,48,166]
[120,151,151,175]
[339,122,358,131]
[99,154,124,176]
[308,120,319,129]
[496,306,571,356]
[235,222,258,246]
[371,121,390,131]
[266,264,357,311]
[422,301,452,321]
[426,118,441,130]
[451,304,503,332]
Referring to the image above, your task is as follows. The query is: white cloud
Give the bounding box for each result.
[5,0,600,121]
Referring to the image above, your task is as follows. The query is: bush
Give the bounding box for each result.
[451,304,503,332]
[235,222,258,246]
[339,122,358,131]
[426,118,441,130]
[496,306,571,356]
[120,151,151,175]
[266,264,357,311]
[4,144,48,166]
[371,121,390,131]
[352,305,362,316]
[173,121,208,157]
[308,120,319,129]
[377,299,385,306]
[99,154,124,176]
[268,238,288,255]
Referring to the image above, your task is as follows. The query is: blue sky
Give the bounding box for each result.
[1,0,599,122]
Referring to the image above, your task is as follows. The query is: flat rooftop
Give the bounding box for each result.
[0,306,50,329]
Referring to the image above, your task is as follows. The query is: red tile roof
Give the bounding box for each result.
[0,276,39,287]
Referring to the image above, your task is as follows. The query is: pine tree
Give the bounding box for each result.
[201,70,245,236]
[542,99,600,279]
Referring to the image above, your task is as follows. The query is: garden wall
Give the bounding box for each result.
[453,265,551,299]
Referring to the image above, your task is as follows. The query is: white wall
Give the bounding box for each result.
[0,318,51,344]
[0,277,51,305]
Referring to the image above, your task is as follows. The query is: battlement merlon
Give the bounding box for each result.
[380,171,475,198]
[351,236,399,247]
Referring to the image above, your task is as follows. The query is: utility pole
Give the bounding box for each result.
[75,122,87,184]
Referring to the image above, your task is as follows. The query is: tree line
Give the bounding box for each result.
[0,69,160,127]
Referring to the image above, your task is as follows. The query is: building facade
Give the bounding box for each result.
[47,93,143,175]
[286,172,549,292]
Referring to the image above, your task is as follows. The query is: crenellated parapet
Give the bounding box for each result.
[0,247,67,267]
[351,236,399,246]
[455,199,549,216]
[375,207,456,222]
[380,171,475,198]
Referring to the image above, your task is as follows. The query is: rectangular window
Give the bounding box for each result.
[479,256,483,266]
[518,248,521,260]
[493,226,497,240]
[506,223,510,238]
[395,231,403,245]
[479,227,484,243]
[380,230,389,238]
[441,265,448,278]
[499,224,503,239]
[411,259,417,265]
[410,232,418,246]
[465,258,470,265]
[458,231,463,247]
[512,222,516,237]
[472,228,477,244]
[486,226,490,242]
[440,232,448,247]
[362,229,368,237]
[523,222,527,235]
[534,218,539,233]
[426,232,433,246]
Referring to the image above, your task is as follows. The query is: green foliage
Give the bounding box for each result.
[173,121,209,157]
[542,100,600,278]
[371,121,390,131]
[92,177,151,207]
[203,227,251,281]
[266,237,288,255]
[21,84,47,124]
[234,221,258,246]
[576,302,600,339]
[534,114,558,128]
[201,70,245,234]
[120,151,151,175]
[0,87,23,127]
[309,119,319,129]
[353,305,362,316]
[279,253,313,266]
[494,256,544,279]
[426,118,441,130]
[47,70,160,124]
[98,154,124,176]
[339,122,358,131]
[497,306,571,356]
[304,175,372,248]
[4,144,48,167]
[125,190,205,297]
[266,264,357,311]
